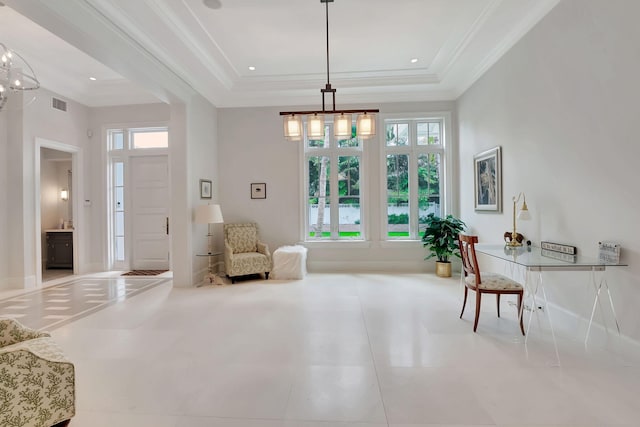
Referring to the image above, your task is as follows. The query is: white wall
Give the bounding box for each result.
[2,88,90,288]
[457,0,640,341]
[186,96,220,285]
[0,111,7,287]
[218,101,456,272]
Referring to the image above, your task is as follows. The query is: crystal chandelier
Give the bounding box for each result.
[0,43,40,111]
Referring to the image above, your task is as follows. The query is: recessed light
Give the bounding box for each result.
[411,58,418,63]
[248,66,256,71]
[89,77,97,81]
[203,0,222,9]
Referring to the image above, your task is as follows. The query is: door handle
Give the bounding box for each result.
[166,217,169,235]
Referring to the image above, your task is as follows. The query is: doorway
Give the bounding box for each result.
[35,139,81,285]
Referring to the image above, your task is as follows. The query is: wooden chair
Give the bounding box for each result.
[458,234,525,335]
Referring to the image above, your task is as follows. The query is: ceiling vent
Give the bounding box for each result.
[52,97,67,112]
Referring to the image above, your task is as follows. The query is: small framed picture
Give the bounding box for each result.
[474,146,502,212]
[251,183,266,199]
[200,179,212,199]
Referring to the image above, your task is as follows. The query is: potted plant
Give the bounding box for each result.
[421,213,466,277]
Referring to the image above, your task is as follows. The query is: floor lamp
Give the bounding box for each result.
[195,204,224,284]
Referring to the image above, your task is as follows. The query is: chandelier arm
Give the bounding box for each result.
[280,108,379,116]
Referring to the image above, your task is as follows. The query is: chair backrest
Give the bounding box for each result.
[224,223,259,254]
[458,233,481,284]
[0,317,49,348]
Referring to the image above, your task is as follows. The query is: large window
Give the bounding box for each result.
[302,114,449,243]
[384,118,445,240]
[305,123,364,240]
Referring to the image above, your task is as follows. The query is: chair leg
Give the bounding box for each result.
[496,294,501,318]
[265,272,269,280]
[518,291,525,335]
[473,291,482,332]
[460,286,468,319]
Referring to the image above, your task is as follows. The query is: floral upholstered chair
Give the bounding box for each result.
[0,318,75,427]
[224,223,272,283]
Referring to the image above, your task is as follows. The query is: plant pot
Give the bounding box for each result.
[435,261,452,278]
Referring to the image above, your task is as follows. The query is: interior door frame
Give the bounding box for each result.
[34,137,82,285]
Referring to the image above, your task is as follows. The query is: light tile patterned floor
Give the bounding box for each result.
[3,273,640,426]
[0,276,169,330]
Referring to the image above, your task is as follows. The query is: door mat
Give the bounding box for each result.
[121,270,169,276]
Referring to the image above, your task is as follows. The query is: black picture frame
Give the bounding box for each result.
[474,146,502,212]
[200,179,212,199]
[251,182,266,199]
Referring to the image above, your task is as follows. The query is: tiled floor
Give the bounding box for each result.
[6,273,640,426]
[0,276,169,330]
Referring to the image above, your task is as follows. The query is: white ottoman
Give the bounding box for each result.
[271,245,308,279]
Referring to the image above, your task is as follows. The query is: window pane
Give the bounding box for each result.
[387,154,409,238]
[109,130,124,150]
[386,123,409,146]
[114,162,124,187]
[337,125,359,148]
[429,122,441,145]
[338,156,361,238]
[417,121,442,145]
[308,156,331,239]
[418,153,441,233]
[115,211,125,236]
[115,187,124,211]
[131,130,168,149]
[308,125,329,148]
[115,236,125,261]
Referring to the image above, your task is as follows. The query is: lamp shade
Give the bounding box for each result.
[517,201,531,220]
[334,113,352,138]
[283,114,303,141]
[195,204,224,224]
[60,189,69,201]
[307,113,325,139]
[356,112,376,139]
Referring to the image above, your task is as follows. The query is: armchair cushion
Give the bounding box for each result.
[0,318,75,427]
[226,223,258,254]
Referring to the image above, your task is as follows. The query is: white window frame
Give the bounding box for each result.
[302,121,367,242]
[380,112,452,241]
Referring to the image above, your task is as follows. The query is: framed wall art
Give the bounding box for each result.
[200,179,212,199]
[474,146,502,212]
[251,182,266,199]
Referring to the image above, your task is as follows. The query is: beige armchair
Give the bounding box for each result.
[0,318,75,427]
[224,223,272,283]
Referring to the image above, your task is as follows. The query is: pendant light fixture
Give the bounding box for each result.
[0,43,40,111]
[280,0,379,142]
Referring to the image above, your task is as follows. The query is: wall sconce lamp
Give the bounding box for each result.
[60,189,69,201]
[507,192,530,247]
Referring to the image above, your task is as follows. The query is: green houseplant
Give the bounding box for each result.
[421,213,466,277]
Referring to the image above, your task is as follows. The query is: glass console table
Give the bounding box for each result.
[196,252,222,285]
[475,244,627,362]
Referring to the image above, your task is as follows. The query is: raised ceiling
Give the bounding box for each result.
[2,0,560,108]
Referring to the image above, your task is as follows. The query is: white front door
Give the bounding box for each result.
[131,155,170,270]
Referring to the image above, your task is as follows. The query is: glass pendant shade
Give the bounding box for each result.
[283,114,303,141]
[334,113,352,138]
[356,112,376,139]
[517,201,531,220]
[307,113,325,139]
